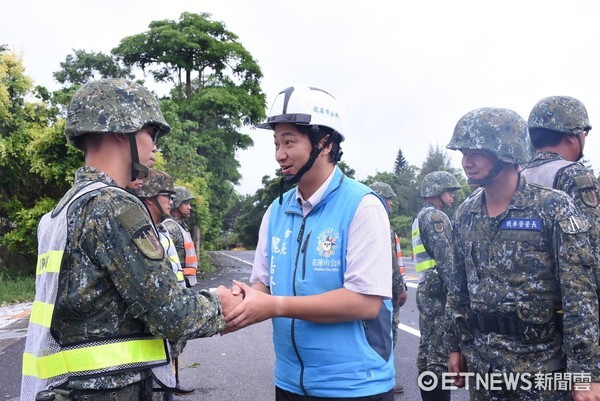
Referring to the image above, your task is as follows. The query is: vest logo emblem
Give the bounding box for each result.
[317,228,339,258]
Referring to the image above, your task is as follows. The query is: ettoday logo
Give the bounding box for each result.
[418,371,591,392]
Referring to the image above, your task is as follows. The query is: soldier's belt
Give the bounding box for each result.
[467,308,561,337]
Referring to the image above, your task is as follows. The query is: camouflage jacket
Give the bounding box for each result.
[54,167,225,390]
[446,176,600,378]
[416,200,453,297]
[524,150,600,288]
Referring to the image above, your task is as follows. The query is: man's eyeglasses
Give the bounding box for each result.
[158,192,175,201]
[147,126,161,145]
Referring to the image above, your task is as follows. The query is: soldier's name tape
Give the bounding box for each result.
[418,371,592,392]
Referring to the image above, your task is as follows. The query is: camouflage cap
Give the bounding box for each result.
[447,107,531,165]
[136,169,175,198]
[528,96,592,135]
[420,171,461,198]
[369,181,396,198]
[65,78,171,149]
[172,186,195,209]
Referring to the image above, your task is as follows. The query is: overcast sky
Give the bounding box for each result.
[3,0,600,194]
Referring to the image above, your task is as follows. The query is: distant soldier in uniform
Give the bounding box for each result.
[136,169,191,400]
[370,181,408,394]
[522,95,600,310]
[412,171,461,401]
[164,186,198,288]
[127,177,144,193]
[446,107,600,401]
[20,78,241,401]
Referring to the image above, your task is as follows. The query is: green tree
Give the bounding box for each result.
[53,49,133,86]
[0,50,78,272]
[417,144,456,180]
[113,12,266,244]
[393,148,409,175]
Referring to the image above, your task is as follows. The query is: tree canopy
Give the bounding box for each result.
[0,13,266,273]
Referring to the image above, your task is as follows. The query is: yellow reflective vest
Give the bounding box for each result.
[21,182,169,400]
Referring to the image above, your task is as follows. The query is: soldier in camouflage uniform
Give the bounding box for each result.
[445,107,600,401]
[369,181,408,394]
[412,171,461,401]
[21,79,242,401]
[136,170,195,398]
[522,96,600,313]
[136,169,192,400]
[164,186,198,288]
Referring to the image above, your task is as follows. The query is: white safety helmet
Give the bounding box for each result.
[257,85,344,141]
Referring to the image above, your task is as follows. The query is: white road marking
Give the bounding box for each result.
[218,251,253,266]
[399,323,421,337]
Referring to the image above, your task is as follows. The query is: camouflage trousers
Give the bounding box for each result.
[416,285,448,376]
[392,301,400,346]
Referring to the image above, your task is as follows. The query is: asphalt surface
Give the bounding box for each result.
[0,251,470,401]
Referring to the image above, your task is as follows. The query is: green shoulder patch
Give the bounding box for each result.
[132,225,164,260]
[574,175,600,208]
[118,204,164,260]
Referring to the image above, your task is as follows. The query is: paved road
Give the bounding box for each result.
[0,250,470,401]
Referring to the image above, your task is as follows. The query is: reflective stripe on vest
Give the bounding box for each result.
[163,218,197,276]
[411,214,436,273]
[394,232,406,276]
[21,182,169,400]
[159,230,185,284]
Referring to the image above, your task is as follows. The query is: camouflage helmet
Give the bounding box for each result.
[446,107,530,165]
[527,95,592,135]
[369,181,396,199]
[421,171,461,197]
[172,186,195,209]
[65,78,171,149]
[136,169,175,198]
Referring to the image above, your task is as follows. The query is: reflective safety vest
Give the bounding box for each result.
[394,232,406,276]
[411,208,437,276]
[21,182,169,400]
[521,159,575,188]
[163,218,198,279]
[158,225,185,287]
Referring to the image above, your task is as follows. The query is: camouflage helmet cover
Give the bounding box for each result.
[446,107,531,165]
[369,181,396,198]
[527,95,592,135]
[421,171,461,198]
[172,186,195,209]
[65,78,171,149]
[136,169,175,198]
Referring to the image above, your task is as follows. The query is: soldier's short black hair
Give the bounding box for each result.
[529,128,566,150]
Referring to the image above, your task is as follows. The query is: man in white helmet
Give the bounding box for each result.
[225,85,395,400]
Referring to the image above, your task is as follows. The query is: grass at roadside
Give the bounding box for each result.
[0,270,35,306]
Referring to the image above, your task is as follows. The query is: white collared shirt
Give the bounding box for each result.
[250,169,392,298]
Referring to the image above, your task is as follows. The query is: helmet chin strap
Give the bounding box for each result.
[278,135,335,204]
[127,133,149,181]
[575,133,584,161]
[467,161,506,187]
[151,198,170,221]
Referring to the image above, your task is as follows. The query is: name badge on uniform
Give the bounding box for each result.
[500,218,543,231]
